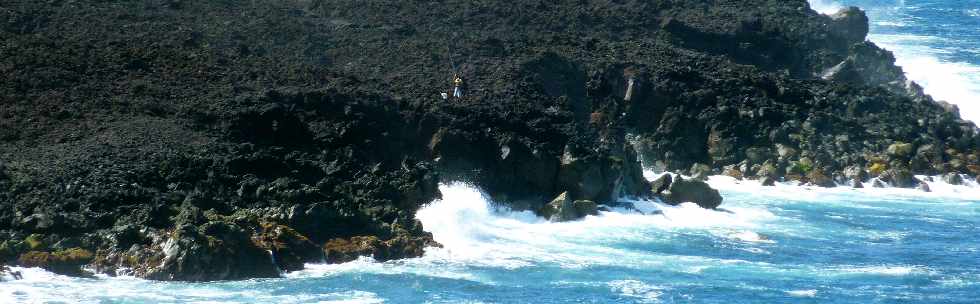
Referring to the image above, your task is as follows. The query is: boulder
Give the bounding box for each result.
[252,223,321,272]
[144,222,280,281]
[17,248,94,277]
[918,182,931,193]
[557,144,650,205]
[689,163,712,180]
[942,173,963,185]
[887,142,914,159]
[843,165,868,182]
[806,169,836,187]
[776,144,798,161]
[911,144,942,173]
[661,176,723,209]
[650,174,673,194]
[324,236,380,264]
[744,147,772,166]
[869,162,888,177]
[871,179,886,188]
[851,178,864,189]
[828,7,869,45]
[879,168,918,188]
[755,161,779,179]
[722,165,744,180]
[323,232,435,264]
[969,165,980,176]
[539,192,599,222]
[761,176,776,186]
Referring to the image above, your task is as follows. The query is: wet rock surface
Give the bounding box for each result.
[1,0,977,280]
[660,176,724,209]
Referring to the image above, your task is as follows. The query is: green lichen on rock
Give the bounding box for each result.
[17,248,94,276]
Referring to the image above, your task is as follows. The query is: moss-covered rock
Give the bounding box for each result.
[806,169,836,188]
[17,248,94,276]
[323,236,381,264]
[252,222,321,272]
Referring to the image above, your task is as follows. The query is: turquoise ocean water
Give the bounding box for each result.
[3,1,980,303]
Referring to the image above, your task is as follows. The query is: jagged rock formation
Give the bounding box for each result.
[1,0,977,280]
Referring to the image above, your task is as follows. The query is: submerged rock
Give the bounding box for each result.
[661,176,723,209]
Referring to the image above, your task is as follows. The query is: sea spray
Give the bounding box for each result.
[812,0,980,123]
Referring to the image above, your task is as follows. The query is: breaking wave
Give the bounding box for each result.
[3,175,979,303]
[810,0,980,123]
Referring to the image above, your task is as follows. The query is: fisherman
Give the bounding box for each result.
[452,74,464,98]
[624,76,636,101]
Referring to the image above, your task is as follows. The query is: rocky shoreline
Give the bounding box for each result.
[1,0,977,281]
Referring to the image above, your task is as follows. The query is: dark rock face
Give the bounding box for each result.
[661,177,723,209]
[1,0,977,280]
[147,223,280,281]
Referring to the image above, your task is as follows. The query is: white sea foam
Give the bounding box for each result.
[872,34,980,123]
[809,0,843,15]
[831,265,932,277]
[413,182,782,273]
[704,173,980,202]
[786,289,818,297]
[0,266,388,304]
[608,280,664,303]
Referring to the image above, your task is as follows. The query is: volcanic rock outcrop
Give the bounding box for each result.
[1,0,976,280]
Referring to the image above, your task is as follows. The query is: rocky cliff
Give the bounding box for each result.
[1,0,977,281]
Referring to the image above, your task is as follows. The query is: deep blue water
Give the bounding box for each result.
[4,1,980,303]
